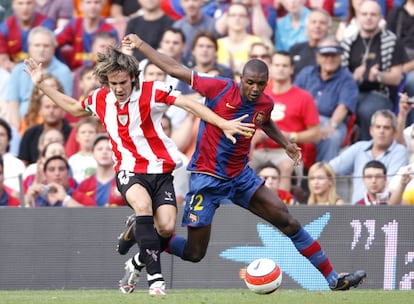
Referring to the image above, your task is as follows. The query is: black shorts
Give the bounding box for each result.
[115,170,177,212]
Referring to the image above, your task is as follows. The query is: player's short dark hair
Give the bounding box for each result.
[242,59,269,77]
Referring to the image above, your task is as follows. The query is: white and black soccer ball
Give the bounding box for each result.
[244,258,282,294]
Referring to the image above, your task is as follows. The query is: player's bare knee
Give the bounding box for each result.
[156,223,175,238]
[131,203,152,215]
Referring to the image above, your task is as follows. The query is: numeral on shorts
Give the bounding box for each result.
[189,194,204,211]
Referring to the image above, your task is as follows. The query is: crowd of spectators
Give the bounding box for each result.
[0,0,414,207]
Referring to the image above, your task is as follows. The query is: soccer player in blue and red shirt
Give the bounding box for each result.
[120,33,367,292]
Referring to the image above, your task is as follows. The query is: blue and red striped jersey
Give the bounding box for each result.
[188,72,273,179]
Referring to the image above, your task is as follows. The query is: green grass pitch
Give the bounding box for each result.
[1,289,413,304]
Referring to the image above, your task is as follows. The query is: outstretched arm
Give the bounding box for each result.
[122,34,192,85]
[174,94,255,144]
[24,58,91,117]
[261,119,302,167]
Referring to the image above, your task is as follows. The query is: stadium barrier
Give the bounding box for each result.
[0,205,413,290]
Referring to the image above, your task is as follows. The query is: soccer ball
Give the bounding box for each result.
[244,258,282,294]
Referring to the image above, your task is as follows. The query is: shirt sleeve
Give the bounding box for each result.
[329,144,359,175]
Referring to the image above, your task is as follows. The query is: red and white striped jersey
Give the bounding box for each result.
[81,81,183,174]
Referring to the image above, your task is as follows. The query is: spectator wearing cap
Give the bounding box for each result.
[295,36,358,161]
[72,133,126,207]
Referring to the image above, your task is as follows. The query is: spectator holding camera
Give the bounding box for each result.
[357,160,411,206]
[24,155,85,207]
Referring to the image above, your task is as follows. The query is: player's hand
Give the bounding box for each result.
[23,58,43,86]
[122,34,142,51]
[285,143,302,167]
[223,114,255,144]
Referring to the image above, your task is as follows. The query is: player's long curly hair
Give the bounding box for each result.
[94,46,140,90]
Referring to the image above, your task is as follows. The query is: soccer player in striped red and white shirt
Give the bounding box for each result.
[23,48,254,295]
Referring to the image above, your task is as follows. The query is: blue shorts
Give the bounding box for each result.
[182,167,264,227]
